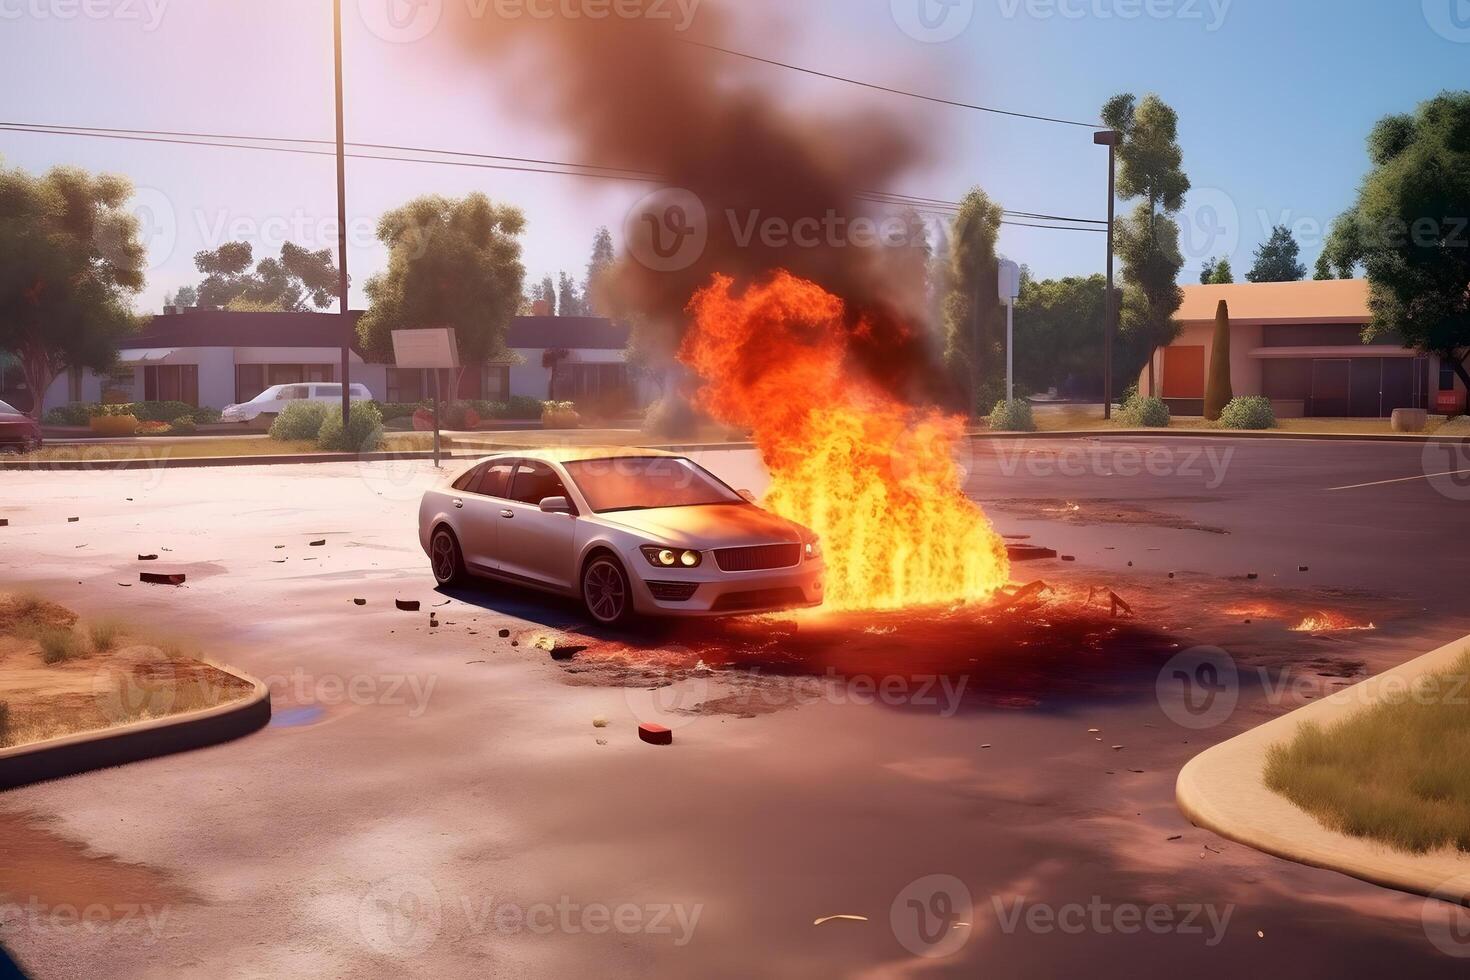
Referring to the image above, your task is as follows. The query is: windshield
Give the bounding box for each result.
[0,399,18,415]
[563,457,745,513]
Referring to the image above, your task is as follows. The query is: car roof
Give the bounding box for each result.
[481,446,683,464]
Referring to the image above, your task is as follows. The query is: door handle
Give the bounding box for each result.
[452,498,464,509]
[500,509,514,519]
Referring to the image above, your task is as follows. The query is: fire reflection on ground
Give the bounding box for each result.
[523,573,1408,718]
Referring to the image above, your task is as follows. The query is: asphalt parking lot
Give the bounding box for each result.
[2,435,1469,978]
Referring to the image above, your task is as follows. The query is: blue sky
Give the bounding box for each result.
[2,0,1467,313]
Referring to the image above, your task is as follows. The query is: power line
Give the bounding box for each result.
[1,121,1109,232]
[678,38,1101,129]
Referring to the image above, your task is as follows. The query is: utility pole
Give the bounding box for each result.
[1094,130,1122,419]
[333,0,351,430]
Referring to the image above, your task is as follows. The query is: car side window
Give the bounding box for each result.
[507,460,568,506]
[451,465,482,493]
[474,461,516,499]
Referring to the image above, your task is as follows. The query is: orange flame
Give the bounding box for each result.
[1289,613,1377,633]
[680,272,1011,611]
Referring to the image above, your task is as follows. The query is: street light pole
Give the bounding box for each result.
[333,0,351,430]
[1094,130,1121,420]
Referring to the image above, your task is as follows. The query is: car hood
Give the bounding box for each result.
[599,503,809,550]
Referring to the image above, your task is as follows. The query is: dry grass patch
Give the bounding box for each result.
[1265,650,1470,855]
[0,593,255,750]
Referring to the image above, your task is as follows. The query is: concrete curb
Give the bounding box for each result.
[972,428,1470,444]
[0,664,271,792]
[1176,632,1470,903]
[0,450,484,472]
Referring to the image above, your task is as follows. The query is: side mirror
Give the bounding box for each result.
[737,489,757,503]
[539,495,574,515]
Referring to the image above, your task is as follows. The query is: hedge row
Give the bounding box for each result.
[43,401,222,426]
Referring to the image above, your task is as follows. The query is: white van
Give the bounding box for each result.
[221,383,373,424]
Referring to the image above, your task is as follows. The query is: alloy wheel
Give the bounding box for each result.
[584,558,628,624]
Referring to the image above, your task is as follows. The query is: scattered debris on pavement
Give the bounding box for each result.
[140,572,185,586]
[639,723,673,746]
[396,599,421,612]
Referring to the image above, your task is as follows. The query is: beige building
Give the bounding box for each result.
[1142,279,1465,418]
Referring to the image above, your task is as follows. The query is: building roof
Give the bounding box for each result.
[131,309,365,350]
[1177,279,1370,324]
[507,316,630,350]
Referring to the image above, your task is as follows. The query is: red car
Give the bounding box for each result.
[0,399,42,453]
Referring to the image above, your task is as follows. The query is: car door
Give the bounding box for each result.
[497,459,578,590]
[453,459,516,573]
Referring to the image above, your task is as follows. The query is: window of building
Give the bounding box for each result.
[483,365,510,401]
[67,367,83,402]
[237,365,333,403]
[387,368,426,404]
[1441,362,1458,392]
[143,365,199,406]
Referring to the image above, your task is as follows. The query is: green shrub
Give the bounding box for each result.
[317,401,384,452]
[36,626,85,665]
[191,407,222,425]
[988,398,1035,432]
[501,395,545,420]
[1118,394,1171,428]
[43,403,94,426]
[1218,396,1276,430]
[974,379,1031,419]
[169,416,197,434]
[269,401,332,441]
[374,401,425,424]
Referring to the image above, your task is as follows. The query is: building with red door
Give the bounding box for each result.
[1140,279,1465,418]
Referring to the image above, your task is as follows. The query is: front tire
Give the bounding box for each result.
[582,555,634,626]
[430,527,466,586]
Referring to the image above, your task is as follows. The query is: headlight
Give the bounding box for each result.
[641,545,701,568]
[804,538,821,560]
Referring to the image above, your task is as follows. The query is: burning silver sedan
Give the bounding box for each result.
[418,448,824,624]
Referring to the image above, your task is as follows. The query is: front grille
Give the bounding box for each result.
[714,543,801,572]
[711,587,807,613]
[645,580,699,602]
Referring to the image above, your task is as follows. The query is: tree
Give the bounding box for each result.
[940,188,1005,411]
[1246,225,1306,282]
[0,163,145,418]
[542,347,570,399]
[1323,91,1470,412]
[1013,274,1109,396]
[191,241,339,311]
[557,270,581,317]
[537,275,557,316]
[356,193,526,395]
[1200,257,1234,284]
[1204,300,1233,420]
[164,285,198,309]
[1102,93,1191,396]
[1312,252,1334,281]
[583,226,615,316]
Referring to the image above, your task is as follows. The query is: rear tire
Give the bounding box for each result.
[430,527,466,586]
[582,555,635,626]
